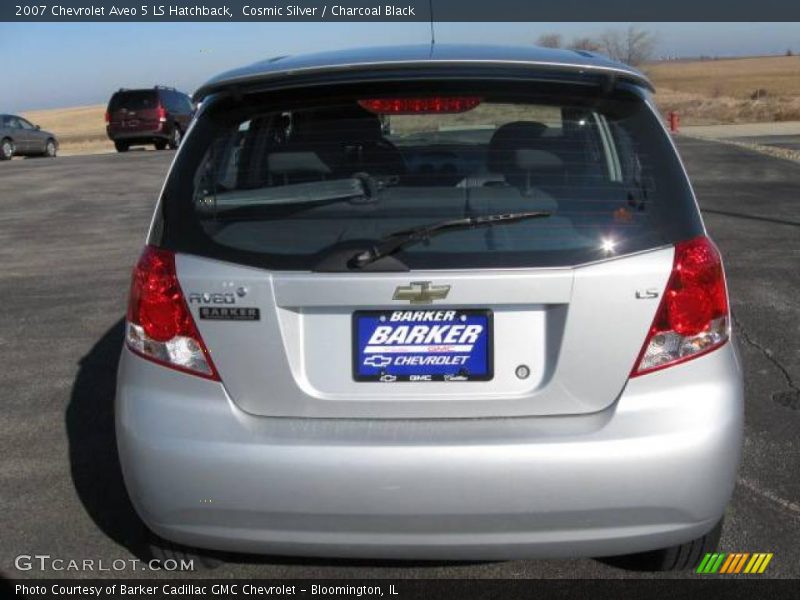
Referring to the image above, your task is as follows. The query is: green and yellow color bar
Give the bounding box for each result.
[697,552,773,574]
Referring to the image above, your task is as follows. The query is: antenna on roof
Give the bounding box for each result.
[428,0,435,56]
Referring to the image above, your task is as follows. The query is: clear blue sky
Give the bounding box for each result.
[2,22,799,112]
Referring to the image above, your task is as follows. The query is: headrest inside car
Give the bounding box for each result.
[487,121,548,173]
[515,149,564,171]
[295,104,383,143]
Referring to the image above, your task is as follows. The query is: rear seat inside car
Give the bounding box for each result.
[210,181,587,255]
[288,106,405,178]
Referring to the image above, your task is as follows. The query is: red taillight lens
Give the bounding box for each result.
[631,236,730,377]
[126,246,219,380]
[358,97,482,114]
[156,105,167,122]
[104,111,110,123]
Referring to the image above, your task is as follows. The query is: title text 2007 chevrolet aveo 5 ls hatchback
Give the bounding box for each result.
[116,45,743,571]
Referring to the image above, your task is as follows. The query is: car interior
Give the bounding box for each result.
[192,98,656,261]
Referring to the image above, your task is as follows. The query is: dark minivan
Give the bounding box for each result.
[106,86,193,152]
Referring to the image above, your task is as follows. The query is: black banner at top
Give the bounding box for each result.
[4,0,800,22]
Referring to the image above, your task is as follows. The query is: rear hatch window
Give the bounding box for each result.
[158,82,702,270]
[109,90,158,112]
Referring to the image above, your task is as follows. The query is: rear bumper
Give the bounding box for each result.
[107,125,168,142]
[116,343,743,560]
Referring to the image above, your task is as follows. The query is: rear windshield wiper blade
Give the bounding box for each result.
[196,175,381,216]
[349,211,552,269]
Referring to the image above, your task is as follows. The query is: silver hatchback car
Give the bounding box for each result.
[116,45,743,570]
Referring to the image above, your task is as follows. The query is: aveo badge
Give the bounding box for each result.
[353,309,493,382]
[188,288,260,321]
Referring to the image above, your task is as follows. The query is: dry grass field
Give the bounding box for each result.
[14,55,800,155]
[21,104,112,155]
[647,55,800,125]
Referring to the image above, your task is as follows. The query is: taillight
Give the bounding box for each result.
[156,105,167,122]
[358,97,482,114]
[104,111,110,123]
[631,236,729,377]
[126,246,219,380]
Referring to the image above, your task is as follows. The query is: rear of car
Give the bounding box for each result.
[0,114,58,159]
[116,47,743,568]
[106,87,192,152]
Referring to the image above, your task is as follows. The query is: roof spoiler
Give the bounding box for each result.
[193,59,654,102]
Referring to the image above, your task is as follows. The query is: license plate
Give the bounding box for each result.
[353,309,493,382]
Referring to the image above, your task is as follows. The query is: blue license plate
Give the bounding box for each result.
[353,309,493,382]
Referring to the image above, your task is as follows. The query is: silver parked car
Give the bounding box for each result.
[116,45,743,570]
[0,114,58,159]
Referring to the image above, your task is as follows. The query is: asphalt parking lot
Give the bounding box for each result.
[0,140,798,579]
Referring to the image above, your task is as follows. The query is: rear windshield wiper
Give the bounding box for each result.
[196,176,376,216]
[349,211,552,269]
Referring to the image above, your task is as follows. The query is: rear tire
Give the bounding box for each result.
[44,139,57,157]
[147,533,223,571]
[114,141,129,153]
[154,140,167,151]
[167,126,182,150]
[602,519,724,572]
[0,138,14,160]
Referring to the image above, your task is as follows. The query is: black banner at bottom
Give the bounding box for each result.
[3,579,799,600]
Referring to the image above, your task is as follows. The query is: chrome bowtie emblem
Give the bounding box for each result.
[393,281,451,304]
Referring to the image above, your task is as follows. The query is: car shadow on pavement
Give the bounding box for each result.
[66,318,151,560]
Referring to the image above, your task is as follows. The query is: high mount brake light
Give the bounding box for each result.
[358,97,482,114]
[631,236,730,377]
[126,246,219,380]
